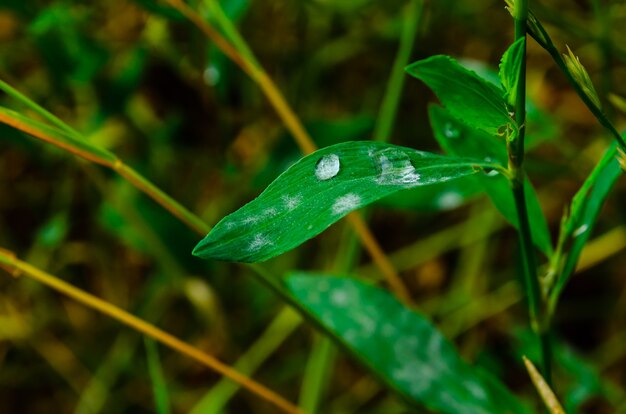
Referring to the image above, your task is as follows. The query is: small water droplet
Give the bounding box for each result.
[315,154,340,180]
[332,193,361,215]
[203,65,220,86]
[443,122,461,139]
[485,169,499,177]
[573,224,589,237]
[437,191,463,210]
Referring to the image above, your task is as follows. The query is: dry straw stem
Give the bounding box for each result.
[163,0,412,305]
[523,356,565,414]
[0,248,303,414]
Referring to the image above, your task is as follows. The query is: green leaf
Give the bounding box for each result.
[553,143,621,299]
[377,176,482,212]
[429,105,553,255]
[285,274,528,414]
[405,55,515,138]
[144,339,171,414]
[499,38,526,107]
[193,141,499,263]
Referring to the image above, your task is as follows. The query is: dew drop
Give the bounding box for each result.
[573,224,589,237]
[315,154,340,180]
[203,65,220,86]
[437,191,463,210]
[443,122,461,139]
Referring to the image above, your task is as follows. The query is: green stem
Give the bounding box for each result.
[0,79,81,139]
[509,0,551,383]
[298,336,336,413]
[374,0,423,142]
[526,9,626,151]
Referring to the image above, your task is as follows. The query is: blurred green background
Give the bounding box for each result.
[1,0,626,413]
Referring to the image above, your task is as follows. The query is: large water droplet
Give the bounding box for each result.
[315,154,340,180]
[443,122,461,139]
[375,149,420,185]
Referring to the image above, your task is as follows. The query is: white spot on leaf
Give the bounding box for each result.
[249,234,272,252]
[282,195,302,211]
[332,193,361,215]
[315,154,340,180]
[330,290,349,306]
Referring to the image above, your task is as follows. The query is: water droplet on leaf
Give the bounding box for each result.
[443,122,461,139]
[375,149,420,185]
[437,191,463,210]
[315,154,340,180]
[573,224,589,237]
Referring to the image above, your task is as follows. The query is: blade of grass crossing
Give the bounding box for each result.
[0,249,303,414]
[190,307,301,414]
[145,338,171,414]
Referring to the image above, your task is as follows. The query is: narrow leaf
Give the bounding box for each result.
[193,141,498,263]
[553,143,621,298]
[145,338,171,414]
[499,38,526,107]
[0,78,81,138]
[0,106,117,165]
[285,274,528,414]
[406,55,515,138]
[429,105,553,255]
[523,356,565,414]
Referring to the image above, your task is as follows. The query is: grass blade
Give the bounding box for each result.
[549,143,622,306]
[523,356,565,414]
[145,338,171,414]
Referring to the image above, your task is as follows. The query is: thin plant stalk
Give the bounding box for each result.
[162,0,411,304]
[507,0,552,382]
[0,79,81,138]
[0,109,210,236]
[190,307,301,414]
[524,6,626,151]
[0,248,303,414]
[373,0,424,143]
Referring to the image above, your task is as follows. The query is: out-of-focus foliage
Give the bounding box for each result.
[1,0,626,413]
